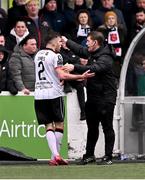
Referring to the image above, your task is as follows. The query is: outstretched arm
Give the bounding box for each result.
[62,36,89,58]
[55,67,95,81]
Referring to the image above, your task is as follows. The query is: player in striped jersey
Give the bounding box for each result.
[34,31,94,165]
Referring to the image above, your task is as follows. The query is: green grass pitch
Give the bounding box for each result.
[1,163,145,179]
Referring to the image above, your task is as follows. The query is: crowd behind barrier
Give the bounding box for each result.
[0,0,144,98]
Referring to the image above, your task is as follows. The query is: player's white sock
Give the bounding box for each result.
[50,129,63,160]
[55,128,63,153]
[46,129,59,159]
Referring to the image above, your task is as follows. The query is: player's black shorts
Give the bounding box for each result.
[34,97,64,125]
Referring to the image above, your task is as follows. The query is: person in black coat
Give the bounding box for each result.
[62,31,117,165]
[23,0,52,49]
[69,9,94,46]
[97,11,127,80]
[63,0,95,34]
[5,20,29,53]
[39,0,66,35]
[60,44,87,120]
[0,45,18,95]
[0,8,8,36]
[94,0,127,30]
[130,8,145,41]
[8,0,27,33]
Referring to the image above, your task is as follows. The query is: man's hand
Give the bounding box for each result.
[81,70,95,80]
[61,36,68,43]
[22,88,30,95]
[63,63,74,72]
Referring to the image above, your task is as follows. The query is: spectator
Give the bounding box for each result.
[34,31,94,166]
[0,8,8,36]
[56,0,64,12]
[0,45,18,95]
[63,0,95,32]
[130,8,145,40]
[136,0,145,8]
[94,0,127,31]
[115,0,137,35]
[74,0,94,11]
[39,0,66,34]
[62,31,117,165]
[9,35,37,95]
[23,0,52,49]
[6,20,29,52]
[69,9,93,46]
[0,34,6,46]
[97,11,127,79]
[132,0,145,24]
[92,0,102,9]
[8,0,27,33]
[129,1,145,50]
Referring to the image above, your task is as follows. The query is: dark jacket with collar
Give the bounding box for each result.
[39,9,66,35]
[0,8,8,35]
[22,16,52,49]
[8,1,27,33]
[0,45,18,95]
[66,40,117,104]
[130,23,145,42]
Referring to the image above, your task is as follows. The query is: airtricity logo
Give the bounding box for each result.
[0,120,45,138]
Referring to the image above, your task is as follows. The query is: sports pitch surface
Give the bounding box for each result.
[1,162,145,179]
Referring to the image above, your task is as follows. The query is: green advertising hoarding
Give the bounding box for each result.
[0,94,68,160]
[8,0,13,7]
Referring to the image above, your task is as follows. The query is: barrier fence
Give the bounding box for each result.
[0,92,68,160]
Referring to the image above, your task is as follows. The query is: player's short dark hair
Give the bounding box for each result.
[43,31,61,47]
[46,31,60,42]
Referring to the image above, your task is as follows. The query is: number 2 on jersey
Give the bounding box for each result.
[38,61,46,80]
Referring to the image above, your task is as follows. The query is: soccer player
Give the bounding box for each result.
[34,31,94,166]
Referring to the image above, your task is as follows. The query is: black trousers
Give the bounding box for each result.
[69,80,85,114]
[85,101,115,158]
